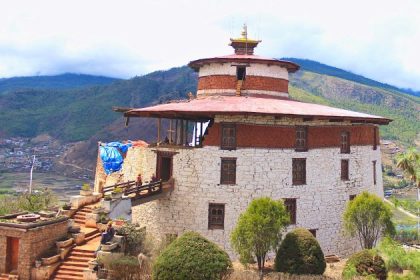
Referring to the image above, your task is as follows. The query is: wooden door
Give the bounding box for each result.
[6,237,19,273]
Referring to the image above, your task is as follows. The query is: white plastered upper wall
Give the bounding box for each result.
[198,62,289,80]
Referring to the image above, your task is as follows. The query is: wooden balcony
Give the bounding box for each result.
[102,178,175,206]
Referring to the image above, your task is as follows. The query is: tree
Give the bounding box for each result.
[152,232,232,280]
[396,147,419,197]
[274,228,326,275]
[343,191,395,249]
[230,197,290,272]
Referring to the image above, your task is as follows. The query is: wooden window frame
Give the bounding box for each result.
[292,158,306,185]
[340,131,350,154]
[341,159,349,181]
[220,158,236,185]
[295,126,308,152]
[156,151,175,181]
[373,127,378,150]
[220,123,236,150]
[284,198,297,224]
[373,160,377,185]
[208,203,225,230]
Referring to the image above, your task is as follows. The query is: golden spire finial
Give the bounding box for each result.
[241,24,248,40]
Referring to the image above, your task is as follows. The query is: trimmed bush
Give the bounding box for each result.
[274,228,326,275]
[152,232,232,280]
[343,249,387,280]
[109,256,142,280]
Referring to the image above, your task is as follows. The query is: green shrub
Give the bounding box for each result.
[152,232,232,280]
[109,256,142,280]
[274,228,326,275]
[81,183,91,191]
[117,223,148,256]
[343,249,387,280]
[378,237,420,277]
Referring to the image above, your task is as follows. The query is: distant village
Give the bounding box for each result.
[0,136,90,180]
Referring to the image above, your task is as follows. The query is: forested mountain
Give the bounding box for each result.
[0,61,418,151]
[0,73,119,94]
[284,58,420,97]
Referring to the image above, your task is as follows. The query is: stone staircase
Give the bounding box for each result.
[52,248,95,280]
[51,204,101,280]
[72,205,93,225]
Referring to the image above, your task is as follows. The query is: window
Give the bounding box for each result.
[292,158,306,185]
[349,194,357,201]
[340,131,350,154]
[220,158,236,184]
[308,229,317,238]
[284,198,297,224]
[295,127,308,151]
[373,161,377,185]
[221,123,236,150]
[341,159,349,181]
[208,203,225,229]
[156,152,174,181]
[236,66,246,80]
[373,127,378,150]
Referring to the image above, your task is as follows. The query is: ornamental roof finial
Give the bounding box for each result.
[230,24,261,55]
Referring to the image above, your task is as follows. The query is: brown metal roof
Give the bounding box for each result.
[188,54,300,73]
[124,96,391,124]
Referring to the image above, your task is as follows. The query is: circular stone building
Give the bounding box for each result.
[94,26,390,258]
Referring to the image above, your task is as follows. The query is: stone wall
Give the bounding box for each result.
[93,115,384,258]
[131,144,383,258]
[0,220,68,280]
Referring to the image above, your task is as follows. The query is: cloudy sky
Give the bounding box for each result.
[1,0,420,90]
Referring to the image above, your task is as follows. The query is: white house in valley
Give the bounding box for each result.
[93,27,390,257]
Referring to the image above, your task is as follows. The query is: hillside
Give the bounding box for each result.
[284,58,420,97]
[0,73,119,94]
[0,60,418,153]
[0,67,196,141]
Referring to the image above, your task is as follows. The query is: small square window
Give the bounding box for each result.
[341,159,349,181]
[340,131,350,154]
[208,203,225,230]
[284,198,297,224]
[295,127,308,152]
[220,158,236,185]
[292,158,306,185]
[349,194,357,201]
[221,124,236,150]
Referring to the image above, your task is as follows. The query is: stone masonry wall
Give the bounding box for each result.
[0,220,68,280]
[131,144,383,258]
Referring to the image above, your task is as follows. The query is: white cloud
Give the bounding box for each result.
[0,0,419,90]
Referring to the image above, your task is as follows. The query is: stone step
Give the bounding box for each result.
[53,275,83,280]
[60,260,89,268]
[85,232,101,242]
[59,264,87,272]
[73,248,95,254]
[79,208,93,213]
[73,213,87,218]
[85,229,99,238]
[71,252,95,258]
[67,256,93,263]
[55,270,84,278]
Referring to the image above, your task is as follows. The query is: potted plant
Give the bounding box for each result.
[41,247,60,265]
[56,236,74,248]
[80,183,93,196]
[114,216,126,226]
[111,187,123,199]
[62,203,71,210]
[103,194,112,201]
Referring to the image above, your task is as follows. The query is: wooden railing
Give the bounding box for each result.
[103,180,163,199]
[124,180,163,199]
[102,180,136,193]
